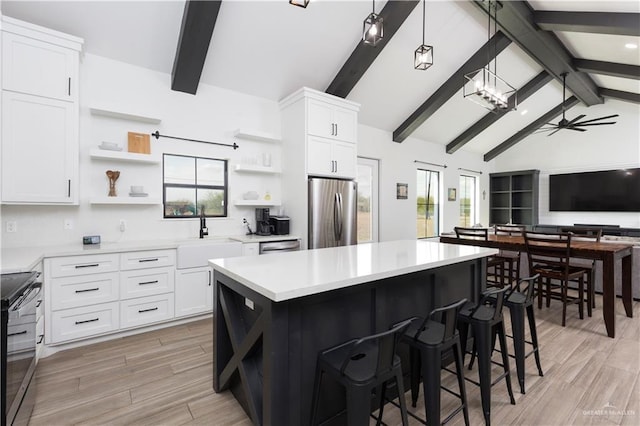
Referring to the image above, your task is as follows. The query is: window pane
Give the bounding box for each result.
[417,169,439,238]
[165,187,196,217]
[357,164,372,242]
[459,175,476,227]
[197,158,225,186]
[164,155,195,185]
[197,188,225,216]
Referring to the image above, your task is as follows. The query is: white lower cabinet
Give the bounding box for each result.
[242,243,259,256]
[175,267,212,318]
[45,249,177,345]
[120,293,174,329]
[50,302,119,343]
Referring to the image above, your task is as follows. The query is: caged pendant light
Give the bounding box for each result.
[289,0,310,8]
[463,0,516,112]
[363,0,384,46]
[414,0,433,70]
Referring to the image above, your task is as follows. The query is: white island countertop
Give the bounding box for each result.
[210,240,498,302]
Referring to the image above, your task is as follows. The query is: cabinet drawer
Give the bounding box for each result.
[50,272,119,311]
[120,294,174,329]
[36,316,45,360]
[50,302,119,343]
[120,267,175,299]
[48,254,119,278]
[120,250,176,270]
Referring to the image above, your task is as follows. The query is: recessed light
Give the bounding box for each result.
[520,109,528,115]
[625,43,638,49]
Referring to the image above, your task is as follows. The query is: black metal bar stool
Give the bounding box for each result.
[396,298,470,426]
[503,274,544,394]
[457,286,516,426]
[310,319,413,426]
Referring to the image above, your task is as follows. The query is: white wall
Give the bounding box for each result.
[1,53,283,248]
[493,98,640,228]
[357,124,493,241]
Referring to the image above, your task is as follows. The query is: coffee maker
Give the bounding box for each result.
[255,208,272,236]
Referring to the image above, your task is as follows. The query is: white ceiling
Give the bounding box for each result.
[2,0,638,158]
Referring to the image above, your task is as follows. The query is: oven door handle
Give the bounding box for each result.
[12,284,42,315]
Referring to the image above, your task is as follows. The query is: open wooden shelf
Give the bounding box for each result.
[90,197,160,205]
[90,107,162,124]
[233,128,281,143]
[234,164,281,174]
[90,149,160,164]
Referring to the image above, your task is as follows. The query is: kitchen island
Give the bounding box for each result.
[210,240,498,425]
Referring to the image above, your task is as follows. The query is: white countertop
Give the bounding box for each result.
[0,234,300,273]
[210,240,498,302]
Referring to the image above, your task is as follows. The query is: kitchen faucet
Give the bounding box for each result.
[199,206,208,239]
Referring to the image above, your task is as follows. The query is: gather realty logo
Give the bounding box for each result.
[583,402,636,417]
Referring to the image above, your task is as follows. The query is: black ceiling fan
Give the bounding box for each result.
[535,73,618,136]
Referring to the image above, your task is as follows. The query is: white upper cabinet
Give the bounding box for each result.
[2,31,78,101]
[1,16,83,204]
[307,98,357,143]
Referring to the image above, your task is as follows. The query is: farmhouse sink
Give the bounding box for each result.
[176,238,243,269]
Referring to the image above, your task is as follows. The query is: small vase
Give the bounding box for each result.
[106,170,120,197]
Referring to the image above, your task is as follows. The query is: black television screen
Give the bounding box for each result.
[549,168,640,212]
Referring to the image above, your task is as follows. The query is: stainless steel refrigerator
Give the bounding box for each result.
[308,177,357,249]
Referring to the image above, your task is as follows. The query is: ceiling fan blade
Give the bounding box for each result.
[533,127,557,133]
[567,127,586,132]
[574,114,620,125]
[547,128,562,136]
[565,114,586,126]
[573,121,617,126]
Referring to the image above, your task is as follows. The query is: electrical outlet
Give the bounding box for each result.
[6,221,17,233]
[119,219,126,232]
[64,219,74,230]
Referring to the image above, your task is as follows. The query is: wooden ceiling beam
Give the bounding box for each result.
[392,31,511,143]
[446,70,552,154]
[599,88,640,104]
[533,11,640,36]
[471,1,602,107]
[326,0,420,98]
[483,96,579,162]
[171,0,222,95]
[574,59,640,80]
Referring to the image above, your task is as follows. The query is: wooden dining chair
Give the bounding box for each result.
[454,227,511,288]
[559,227,602,316]
[523,230,589,326]
[494,224,526,286]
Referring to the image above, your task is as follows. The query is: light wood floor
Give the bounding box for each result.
[30,296,640,426]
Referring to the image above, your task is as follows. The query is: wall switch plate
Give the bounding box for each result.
[83,235,101,245]
[64,219,74,230]
[245,298,254,310]
[6,221,17,233]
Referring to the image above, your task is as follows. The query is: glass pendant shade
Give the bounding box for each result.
[289,0,309,8]
[463,67,517,113]
[363,12,384,45]
[414,44,433,70]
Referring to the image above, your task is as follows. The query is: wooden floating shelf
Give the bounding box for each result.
[90,149,160,164]
[233,128,281,143]
[90,197,160,205]
[90,107,162,124]
[234,164,281,174]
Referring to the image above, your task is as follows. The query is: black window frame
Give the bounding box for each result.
[162,153,228,219]
[417,168,440,238]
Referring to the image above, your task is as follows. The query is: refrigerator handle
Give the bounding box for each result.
[337,193,343,240]
[333,193,340,241]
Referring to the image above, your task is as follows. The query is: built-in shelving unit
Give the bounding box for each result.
[234,200,281,207]
[90,197,160,205]
[90,149,160,164]
[90,106,162,124]
[234,164,281,174]
[489,170,539,228]
[233,128,281,143]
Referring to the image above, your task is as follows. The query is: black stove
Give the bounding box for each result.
[1,272,39,309]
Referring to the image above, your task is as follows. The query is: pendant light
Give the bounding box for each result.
[363,0,383,46]
[289,0,309,8]
[414,0,433,70]
[463,0,516,112]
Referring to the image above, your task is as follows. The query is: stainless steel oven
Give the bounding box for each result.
[2,272,40,426]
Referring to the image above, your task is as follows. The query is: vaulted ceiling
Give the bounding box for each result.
[3,0,638,161]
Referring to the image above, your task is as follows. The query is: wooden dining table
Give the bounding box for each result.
[440,233,635,338]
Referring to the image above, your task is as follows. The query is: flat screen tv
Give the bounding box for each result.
[549,168,640,212]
